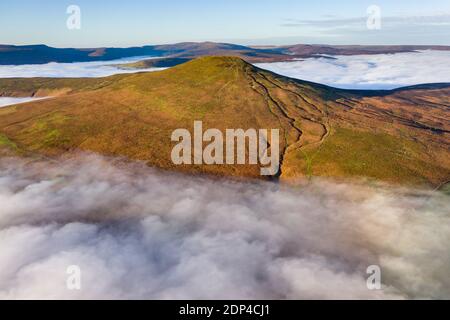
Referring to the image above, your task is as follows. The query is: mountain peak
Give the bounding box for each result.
[0,56,449,185]
[149,56,254,82]
[177,56,250,68]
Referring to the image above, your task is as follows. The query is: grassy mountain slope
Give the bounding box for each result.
[0,57,449,186]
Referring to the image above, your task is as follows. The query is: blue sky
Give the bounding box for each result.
[1,0,450,47]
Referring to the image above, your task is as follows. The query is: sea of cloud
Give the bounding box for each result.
[255,50,450,89]
[0,154,448,299]
[0,56,164,78]
[0,97,48,108]
[1,51,450,91]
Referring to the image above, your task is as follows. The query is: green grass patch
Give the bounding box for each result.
[0,133,18,150]
[308,127,440,185]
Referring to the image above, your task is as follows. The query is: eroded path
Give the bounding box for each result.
[244,65,331,178]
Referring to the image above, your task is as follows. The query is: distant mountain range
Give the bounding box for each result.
[2,42,450,65]
[0,57,448,187]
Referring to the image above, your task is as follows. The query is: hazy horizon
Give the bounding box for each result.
[4,40,450,49]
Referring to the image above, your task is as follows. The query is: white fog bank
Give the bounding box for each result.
[0,97,49,108]
[0,56,163,78]
[255,50,450,89]
[1,51,450,90]
[0,155,449,299]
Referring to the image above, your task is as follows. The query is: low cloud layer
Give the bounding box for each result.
[1,51,450,90]
[256,50,450,89]
[0,56,163,78]
[0,154,449,299]
[0,97,48,108]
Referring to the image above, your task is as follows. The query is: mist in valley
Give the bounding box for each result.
[0,154,448,299]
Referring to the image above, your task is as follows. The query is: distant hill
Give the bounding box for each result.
[0,44,161,65]
[0,57,449,186]
[281,44,450,56]
[115,57,192,69]
[0,42,282,65]
[2,42,450,65]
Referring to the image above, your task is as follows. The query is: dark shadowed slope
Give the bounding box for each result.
[0,57,449,186]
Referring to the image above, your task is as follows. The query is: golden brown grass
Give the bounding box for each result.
[0,56,449,187]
